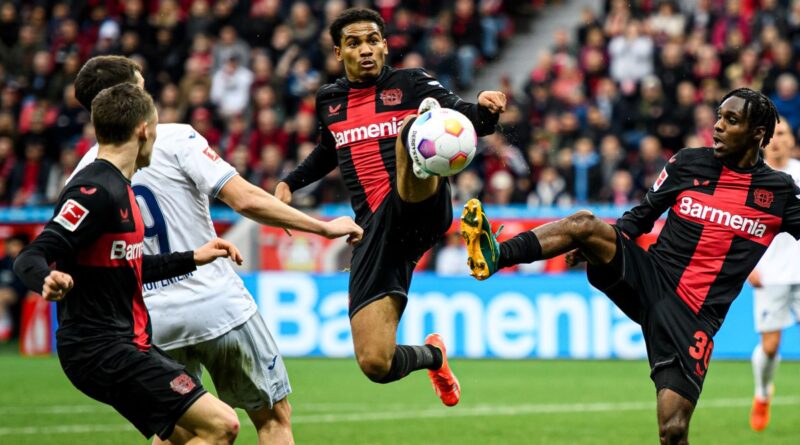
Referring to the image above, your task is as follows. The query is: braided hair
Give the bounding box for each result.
[719,88,780,148]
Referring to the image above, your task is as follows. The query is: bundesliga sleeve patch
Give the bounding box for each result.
[653,167,669,192]
[54,199,89,232]
[202,146,220,162]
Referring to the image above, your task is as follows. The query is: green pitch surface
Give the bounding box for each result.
[1,355,799,444]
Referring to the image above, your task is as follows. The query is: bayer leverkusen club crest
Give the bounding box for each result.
[753,188,773,208]
[169,373,196,395]
[380,88,403,106]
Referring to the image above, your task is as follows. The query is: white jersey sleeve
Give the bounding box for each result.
[174,127,237,198]
[755,158,800,285]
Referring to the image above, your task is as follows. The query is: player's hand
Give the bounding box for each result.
[194,238,244,266]
[565,249,587,267]
[322,216,364,245]
[275,182,292,205]
[478,91,507,114]
[42,271,74,302]
[747,270,763,288]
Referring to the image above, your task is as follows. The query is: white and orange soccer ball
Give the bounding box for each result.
[407,108,477,177]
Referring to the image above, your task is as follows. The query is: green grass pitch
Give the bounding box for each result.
[1,354,798,444]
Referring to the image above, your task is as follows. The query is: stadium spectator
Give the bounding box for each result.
[0,233,28,341]
[527,165,570,207]
[770,73,800,132]
[649,1,686,43]
[210,55,254,119]
[7,138,51,206]
[10,0,800,211]
[435,232,471,276]
[608,19,654,85]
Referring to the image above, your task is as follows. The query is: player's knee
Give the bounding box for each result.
[761,339,780,357]
[566,210,600,242]
[659,416,689,445]
[209,407,240,444]
[357,353,392,382]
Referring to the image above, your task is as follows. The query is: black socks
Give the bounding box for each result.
[376,345,443,384]
[498,231,542,269]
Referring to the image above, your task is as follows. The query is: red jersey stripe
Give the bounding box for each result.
[673,167,778,313]
[128,187,149,351]
[329,87,415,212]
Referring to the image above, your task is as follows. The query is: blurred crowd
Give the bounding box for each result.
[0,0,538,207]
[3,0,800,210]
[468,0,800,208]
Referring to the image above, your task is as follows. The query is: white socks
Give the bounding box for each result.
[752,344,780,400]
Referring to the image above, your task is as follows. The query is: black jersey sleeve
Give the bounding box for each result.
[13,184,111,293]
[616,151,685,238]
[282,90,339,192]
[781,181,800,238]
[142,251,197,283]
[409,68,499,136]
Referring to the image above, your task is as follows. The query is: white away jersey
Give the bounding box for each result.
[754,158,800,285]
[68,123,256,349]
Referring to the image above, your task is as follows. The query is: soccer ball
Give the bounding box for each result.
[408,108,478,177]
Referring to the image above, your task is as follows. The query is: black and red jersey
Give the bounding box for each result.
[14,160,196,353]
[617,148,800,331]
[283,66,499,222]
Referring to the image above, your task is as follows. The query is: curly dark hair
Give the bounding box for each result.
[329,8,385,46]
[719,88,780,148]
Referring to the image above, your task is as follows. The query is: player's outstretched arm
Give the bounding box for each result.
[477,91,507,114]
[218,176,363,244]
[143,238,243,283]
[410,69,504,135]
[193,237,243,266]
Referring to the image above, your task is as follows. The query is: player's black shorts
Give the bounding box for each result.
[348,180,452,317]
[58,341,206,440]
[586,227,714,405]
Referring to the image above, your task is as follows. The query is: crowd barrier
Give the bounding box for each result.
[22,272,800,360]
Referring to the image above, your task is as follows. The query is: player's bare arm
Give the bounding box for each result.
[218,176,363,244]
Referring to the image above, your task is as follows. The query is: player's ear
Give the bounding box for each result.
[383,38,388,55]
[136,121,148,141]
[334,45,342,62]
[753,125,766,145]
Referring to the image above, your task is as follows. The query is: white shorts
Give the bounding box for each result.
[753,284,800,333]
[166,313,291,411]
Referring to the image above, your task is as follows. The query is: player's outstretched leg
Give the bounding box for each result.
[425,333,461,406]
[461,199,617,279]
[350,295,459,406]
[657,389,695,445]
[460,199,503,280]
[750,333,781,431]
[396,100,442,203]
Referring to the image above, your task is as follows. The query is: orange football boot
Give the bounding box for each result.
[425,333,461,407]
[750,397,770,432]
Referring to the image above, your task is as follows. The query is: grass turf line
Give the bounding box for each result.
[0,355,798,444]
